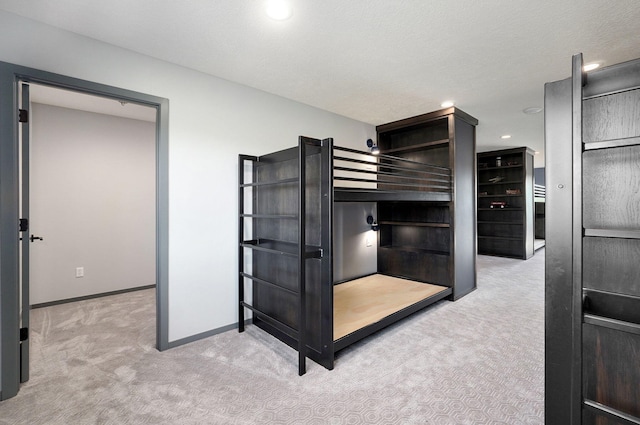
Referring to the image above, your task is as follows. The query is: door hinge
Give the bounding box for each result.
[18,109,28,123]
[20,327,28,342]
[19,218,28,232]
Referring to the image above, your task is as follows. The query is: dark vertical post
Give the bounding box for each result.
[320,137,335,369]
[570,53,585,425]
[297,137,307,376]
[544,76,574,425]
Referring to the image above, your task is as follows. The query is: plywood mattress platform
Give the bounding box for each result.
[333,274,449,341]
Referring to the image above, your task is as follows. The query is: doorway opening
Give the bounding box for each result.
[19,83,159,383]
[1,61,169,401]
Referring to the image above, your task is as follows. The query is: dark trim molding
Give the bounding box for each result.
[31,285,156,309]
[167,320,252,349]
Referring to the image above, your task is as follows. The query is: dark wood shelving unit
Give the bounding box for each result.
[545,54,640,425]
[376,108,478,300]
[476,147,534,259]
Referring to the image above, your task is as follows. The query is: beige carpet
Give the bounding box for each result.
[0,251,544,424]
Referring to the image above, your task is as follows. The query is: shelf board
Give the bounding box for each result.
[584,135,640,151]
[379,245,450,256]
[478,180,522,186]
[477,221,523,225]
[478,164,523,171]
[241,214,298,219]
[378,221,449,228]
[478,194,523,198]
[240,177,298,188]
[584,229,640,240]
[478,235,523,241]
[381,138,450,154]
[240,239,322,258]
[478,207,523,211]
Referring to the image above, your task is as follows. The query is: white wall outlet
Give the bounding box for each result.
[75,267,84,278]
[365,235,372,247]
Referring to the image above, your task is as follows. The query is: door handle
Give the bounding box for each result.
[29,235,43,242]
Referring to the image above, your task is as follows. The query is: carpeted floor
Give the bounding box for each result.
[0,251,545,424]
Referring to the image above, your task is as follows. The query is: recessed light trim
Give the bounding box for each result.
[501,135,512,139]
[440,101,454,108]
[266,0,292,20]
[583,63,600,72]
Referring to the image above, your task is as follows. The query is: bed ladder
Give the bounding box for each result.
[238,137,324,376]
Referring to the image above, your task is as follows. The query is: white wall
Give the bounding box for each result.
[0,11,376,342]
[29,103,156,305]
[333,203,378,282]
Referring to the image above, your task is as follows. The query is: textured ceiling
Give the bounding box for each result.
[2,0,640,165]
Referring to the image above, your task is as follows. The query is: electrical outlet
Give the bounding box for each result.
[75,267,84,278]
[366,235,372,247]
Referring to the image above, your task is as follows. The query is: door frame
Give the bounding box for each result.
[0,61,170,400]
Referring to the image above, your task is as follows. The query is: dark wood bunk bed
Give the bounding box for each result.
[238,108,478,375]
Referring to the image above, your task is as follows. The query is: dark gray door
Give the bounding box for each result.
[19,82,30,383]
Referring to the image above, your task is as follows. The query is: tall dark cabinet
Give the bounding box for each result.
[376,108,478,300]
[545,54,640,425]
[477,147,535,259]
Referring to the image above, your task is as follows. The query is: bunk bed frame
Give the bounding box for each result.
[239,108,477,375]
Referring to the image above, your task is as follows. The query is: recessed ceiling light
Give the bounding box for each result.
[266,0,293,20]
[583,63,600,72]
[440,101,454,108]
[523,107,543,114]
[501,135,512,139]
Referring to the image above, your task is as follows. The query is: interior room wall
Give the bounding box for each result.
[29,103,156,305]
[0,11,377,343]
[333,203,378,283]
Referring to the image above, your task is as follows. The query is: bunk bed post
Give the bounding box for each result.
[320,137,335,370]
[297,137,307,376]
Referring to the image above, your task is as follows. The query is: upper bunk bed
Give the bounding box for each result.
[238,107,478,375]
[332,145,452,202]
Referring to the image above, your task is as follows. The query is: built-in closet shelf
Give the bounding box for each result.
[240,177,298,188]
[381,138,450,155]
[584,229,640,239]
[478,235,523,241]
[379,245,450,256]
[378,221,449,228]
[477,147,534,260]
[241,239,323,259]
[241,214,298,219]
[584,135,640,151]
[478,180,523,186]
